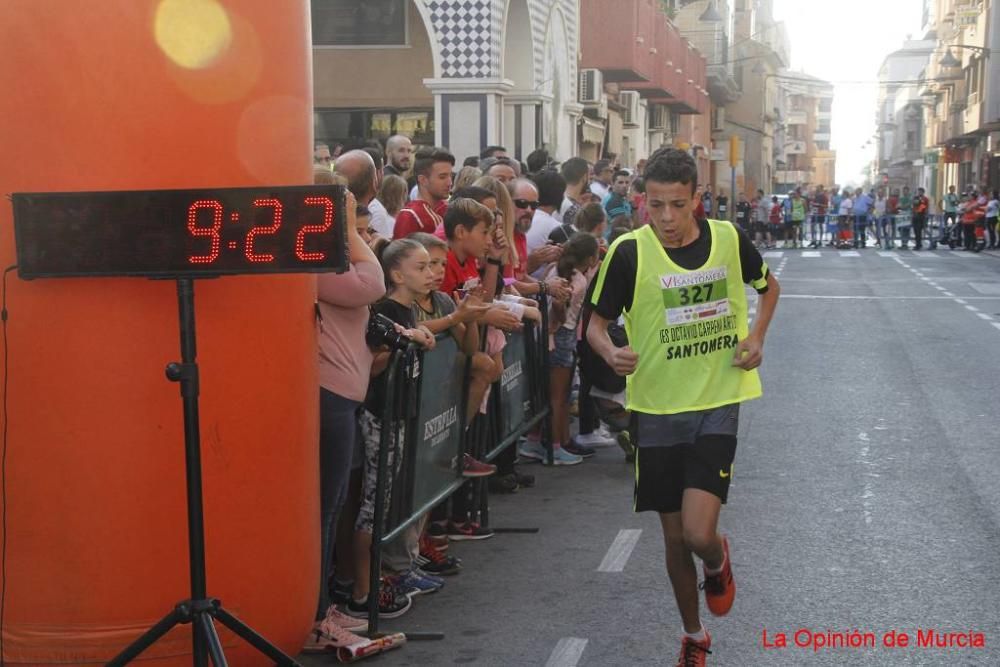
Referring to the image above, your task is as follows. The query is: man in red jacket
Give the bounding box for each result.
[393,147,455,238]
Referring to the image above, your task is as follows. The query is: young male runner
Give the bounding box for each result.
[586,148,780,665]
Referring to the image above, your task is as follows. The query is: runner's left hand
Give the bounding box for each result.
[731,336,763,370]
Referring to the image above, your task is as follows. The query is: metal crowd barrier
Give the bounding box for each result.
[747,213,952,249]
[366,295,553,637]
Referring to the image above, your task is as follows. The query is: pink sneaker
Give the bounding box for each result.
[302,606,369,654]
[325,605,367,632]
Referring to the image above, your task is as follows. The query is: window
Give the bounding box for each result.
[314,108,434,147]
[312,0,407,47]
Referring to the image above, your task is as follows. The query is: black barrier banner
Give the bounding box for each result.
[499,330,530,441]
[412,334,465,511]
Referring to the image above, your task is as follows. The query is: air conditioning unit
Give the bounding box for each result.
[620,91,641,127]
[579,68,604,105]
[650,104,669,131]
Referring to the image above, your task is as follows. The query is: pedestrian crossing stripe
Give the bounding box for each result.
[840,251,860,257]
[802,251,821,257]
[763,251,784,258]
[878,252,897,257]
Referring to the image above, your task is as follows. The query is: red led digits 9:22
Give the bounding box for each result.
[185,196,335,267]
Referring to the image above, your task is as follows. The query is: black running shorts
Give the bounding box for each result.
[633,407,739,514]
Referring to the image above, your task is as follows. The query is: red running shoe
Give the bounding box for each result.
[675,629,712,666]
[700,535,735,616]
[461,453,497,478]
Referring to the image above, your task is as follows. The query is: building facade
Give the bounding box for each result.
[918,0,1000,200]
[774,72,836,192]
[312,0,581,162]
[875,40,936,192]
[578,0,711,179]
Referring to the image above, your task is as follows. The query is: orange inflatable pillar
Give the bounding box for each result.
[0,1,318,664]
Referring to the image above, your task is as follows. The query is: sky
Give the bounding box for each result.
[772,0,926,185]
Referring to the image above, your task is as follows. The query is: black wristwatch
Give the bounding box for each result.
[486,257,502,266]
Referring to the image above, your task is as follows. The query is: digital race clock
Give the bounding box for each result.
[11,185,349,279]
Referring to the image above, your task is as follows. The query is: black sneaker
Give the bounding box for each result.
[488,473,519,494]
[512,468,535,488]
[329,577,353,605]
[564,440,596,458]
[344,582,412,619]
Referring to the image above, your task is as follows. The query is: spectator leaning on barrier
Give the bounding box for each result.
[874,189,892,249]
[852,188,872,249]
[522,233,600,465]
[393,147,454,238]
[308,190,388,653]
[587,146,780,664]
[348,240,438,620]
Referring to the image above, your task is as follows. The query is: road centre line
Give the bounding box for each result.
[597,529,643,573]
[545,638,588,667]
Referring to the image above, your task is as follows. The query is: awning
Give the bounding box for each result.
[580,116,606,145]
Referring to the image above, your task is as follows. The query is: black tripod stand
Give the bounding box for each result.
[108,278,301,667]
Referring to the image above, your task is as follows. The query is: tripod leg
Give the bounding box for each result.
[214,606,302,666]
[197,613,229,667]
[106,607,186,667]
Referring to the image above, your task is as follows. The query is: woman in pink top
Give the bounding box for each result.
[313,193,386,637]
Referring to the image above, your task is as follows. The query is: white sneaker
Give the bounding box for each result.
[574,427,617,447]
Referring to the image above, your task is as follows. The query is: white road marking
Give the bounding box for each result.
[802,251,821,258]
[878,251,898,257]
[966,305,980,312]
[546,638,588,667]
[839,251,861,257]
[859,436,875,526]
[943,292,955,297]
[993,323,1000,332]
[598,529,642,572]
[763,251,784,258]
[955,299,967,304]
[977,313,993,320]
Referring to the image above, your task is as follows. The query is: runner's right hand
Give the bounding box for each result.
[608,345,639,376]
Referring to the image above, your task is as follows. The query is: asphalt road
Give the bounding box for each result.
[301,247,1000,666]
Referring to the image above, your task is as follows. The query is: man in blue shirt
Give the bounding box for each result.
[852,188,873,248]
[602,169,633,222]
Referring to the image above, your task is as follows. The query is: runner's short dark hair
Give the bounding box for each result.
[643,147,698,195]
[413,147,455,179]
